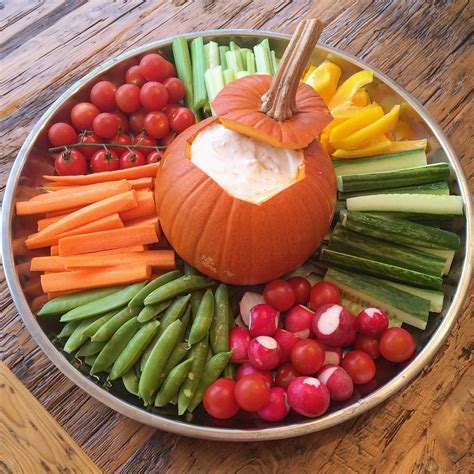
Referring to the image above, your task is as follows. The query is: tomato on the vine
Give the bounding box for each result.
[287,277,311,305]
[115,84,141,113]
[144,111,170,139]
[90,81,117,112]
[133,133,157,157]
[234,374,270,412]
[162,77,186,103]
[139,53,170,82]
[169,106,195,133]
[128,109,146,135]
[92,113,119,139]
[70,102,100,130]
[119,150,146,169]
[310,281,340,309]
[54,149,87,176]
[107,133,132,155]
[162,104,180,120]
[125,65,146,87]
[90,149,119,172]
[146,150,162,164]
[140,81,168,111]
[263,279,296,312]
[379,327,415,363]
[203,378,239,420]
[112,111,129,133]
[78,131,102,158]
[48,122,78,147]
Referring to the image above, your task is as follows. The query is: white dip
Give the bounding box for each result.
[190,123,304,204]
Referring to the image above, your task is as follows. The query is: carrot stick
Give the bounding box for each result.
[30,256,66,272]
[41,265,151,293]
[43,163,160,184]
[58,224,158,256]
[16,180,130,215]
[126,216,159,227]
[37,215,63,231]
[50,245,59,256]
[64,250,175,270]
[45,207,82,218]
[80,245,147,256]
[128,177,154,190]
[120,190,155,222]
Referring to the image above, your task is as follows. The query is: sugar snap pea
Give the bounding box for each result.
[76,340,106,357]
[210,284,230,353]
[82,310,116,338]
[155,358,194,407]
[109,320,160,380]
[177,305,192,342]
[37,286,124,316]
[63,315,102,353]
[184,263,199,276]
[144,275,213,305]
[158,342,190,385]
[169,394,178,405]
[190,290,204,316]
[84,354,97,366]
[137,300,172,323]
[57,320,80,339]
[91,306,139,342]
[139,320,182,405]
[129,270,183,309]
[61,283,146,322]
[122,367,139,396]
[188,289,214,345]
[91,317,140,375]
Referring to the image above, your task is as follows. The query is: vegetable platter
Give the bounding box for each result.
[2,24,472,441]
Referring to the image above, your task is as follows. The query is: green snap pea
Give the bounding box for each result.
[61,283,146,322]
[91,306,139,342]
[184,263,199,276]
[109,320,160,380]
[91,317,140,375]
[188,351,232,412]
[155,358,194,407]
[177,305,192,342]
[144,275,213,305]
[63,315,102,353]
[178,336,209,415]
[37,286,124,316]
[84,354,98,366]
[82,310,116,338]
[122,367,139,396]
[76,340,106,357]
[139,320,182,405]
[137,300,172,323]
[224,363,236,379]
[57,320,80,339]
[158,342,190,386]
[228,306,235,330]
[210,284,230,353]
[170,393,178,405]
[188,289,214,346]
[129,270,183,309]
[156,295,191,338]
[190,290,204,316]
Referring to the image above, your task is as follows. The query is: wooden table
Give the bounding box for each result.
[1,1,472,472]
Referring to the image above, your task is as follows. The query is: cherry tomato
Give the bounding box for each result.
[129,109,146,135]
[139,53,170,82]
[355,334,380,359]
[163,60,176,78]
[146,150,162,164]
[90,149,119,173]
[162,104,180,120]
[90,81,117,112]
[143,111,170,139]
[287,277,311,305]
[92,113,119,139]
[160,133,175,147]
[275,362,300,390]
[78,131,102,158]
[310,281,340,309]
[379,327,415,363]
[115,84,141,113]
[263,279,296,312]
[169,106,195,133]
[107,132,132,155]
[112,111,130,133]
[119,149,146,169]
[341,350,376,385]
[133,133,157,157]
[125,65,146,87]
[290,339,325,375]
[48,122,78,147]
[162,77,186,103]
[140,81,168,111]
[70,102,100,130]
[54,149,87,176]
[234,374,271,412]
[203,378,239,420]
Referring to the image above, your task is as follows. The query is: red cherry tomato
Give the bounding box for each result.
[163,60,176,78]
[234,374,271,412]
[139,53,170,82]
[341,350,376,385]
[287,277,311,305]
[140,81,168,111]
[310,281,340,309]
[162,77,186,103]
[290,339,325,375]
[115,84,141,113]
[379,327,415,363]
[162,104,180,120]
[107,132,132,155]
[90,149,119,173]
[90,81,117,112]
[160,133,175,147]
[275,362,301,390]
[119,150,146,169]
[125,65,146,87]
[133,133,157,157]
[92,112,119,139]
[112,111,129,133]
[48,122,78,147]
[263,279,296,312]
[143,111,170,139]
[203,378,239,420]
[355,334,380,359]
[129,109,146,135]
[169,106,195,133]
[78,131,102,158]
[70,102,100,130]
[146,150,162,164]
[54,149,87,176]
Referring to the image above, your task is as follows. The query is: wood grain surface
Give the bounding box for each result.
[1,1,472,472]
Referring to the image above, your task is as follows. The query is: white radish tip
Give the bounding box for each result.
[318,366,338,385]
[364,308,381,317]
[303,377,320,387]
[257,336,278,349]
[318,305,343,335]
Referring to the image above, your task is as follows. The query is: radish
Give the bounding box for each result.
[320,342,342,366]
[229,327,251,363]
[355,308,388,337]
[287,376,330,418]
[274,328,299,363]
[235,362,273,388]
[247,336,281,371]
[249,304,279,337]
[317,365,354,401]
[257,387,290,422]
[239,292,265,326]
[285,304,315,338]
[312,304,356,346]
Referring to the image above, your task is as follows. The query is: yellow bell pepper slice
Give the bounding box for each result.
[301,65,316,83]
[328,69,373,111]
[334,105,400,150]
[329,104,384,144]
[332,136,392,158]
[304,60,342,104]
[322,117,345,136]
[352,88,369,106]
[386,139,427,153]
[319,132,334,155]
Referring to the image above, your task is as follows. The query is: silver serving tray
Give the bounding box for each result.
[2,30,472,441]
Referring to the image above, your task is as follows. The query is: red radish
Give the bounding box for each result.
[257,387,290,422]
[235,362,273,388]
[274,328,299,363]
[317,365,354,401]
[239,292,265,326]
[287,376,330,418]
[355,334,380,359]
[229,327,251,363]
[285,305,315,339]
[355,308,389,337]
[312,304,356,346]
[247,336,281,371]
[249,304,279,337]
[275,363,300,390]
[290,339,324,375]
[320,342,343,366]
[341,350,376,385]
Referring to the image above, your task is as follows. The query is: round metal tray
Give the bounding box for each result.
[2,29,472,441]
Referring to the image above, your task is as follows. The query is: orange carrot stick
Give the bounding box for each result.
[120,190,155,222]
[80,245,147,256]
[37,215,63,231]
[50,245,59,256]
[128,177,154,190]
[126,216,159,227]
[45,207,83,218]
[30,256,66,272]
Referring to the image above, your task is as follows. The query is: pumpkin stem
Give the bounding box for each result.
[261,19,325,121]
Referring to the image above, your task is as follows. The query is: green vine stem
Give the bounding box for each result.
[49,142,167,152]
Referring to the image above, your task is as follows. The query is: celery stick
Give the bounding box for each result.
[172,37,194,110]
[218,46,229,68]
[229,41,241,53]
[240,48,251,69]
[259,39,274,74]
[204,41,219,69]
[254,44,272,74]
[223,68,236,85]
[271,50,278,73]
[246,50,256,73]
[225,50,244,71]
[191,37,207,109]
[236,70,250,79]
[205,66,225,114]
